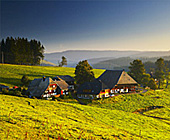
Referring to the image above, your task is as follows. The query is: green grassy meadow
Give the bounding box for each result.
[0,64,170,139]
[0,64,104,87]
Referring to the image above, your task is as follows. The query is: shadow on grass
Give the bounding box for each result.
[18,73,58,79]
[0,77,21,87]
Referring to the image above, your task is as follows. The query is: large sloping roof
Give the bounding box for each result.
[97,70,138,88]
[27,77,50,97]
[97,70,123,89]
[77,79,108,95]
[53,75,75,82]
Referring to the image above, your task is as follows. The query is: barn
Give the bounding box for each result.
[77,70,138,99]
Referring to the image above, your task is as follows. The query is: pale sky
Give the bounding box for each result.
[1,0,170,53]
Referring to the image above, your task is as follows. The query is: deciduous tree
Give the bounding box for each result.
[59,56,67,67]
[75,60,95,85]
[21,75,29,87]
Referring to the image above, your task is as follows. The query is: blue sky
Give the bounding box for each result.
[1,0,170,53]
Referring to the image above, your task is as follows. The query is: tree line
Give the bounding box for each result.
[74,58,170,89]
[0,37,45,65]
[129,58,170,89]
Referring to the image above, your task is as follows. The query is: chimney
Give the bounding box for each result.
[43,76,46,81]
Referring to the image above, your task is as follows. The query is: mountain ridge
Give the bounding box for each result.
[44,50,170,68]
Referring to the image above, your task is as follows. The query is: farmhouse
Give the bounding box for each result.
[53,75,75,90]
[27,77,69,98]
[77,70,138,99]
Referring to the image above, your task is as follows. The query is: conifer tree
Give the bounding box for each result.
[128,59,146,84]
[154,58,165,88]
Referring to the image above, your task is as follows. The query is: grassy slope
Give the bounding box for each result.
[1,94,170,140]
[0,64,170,139]
[0,64,104,87]
[90,90,170,112]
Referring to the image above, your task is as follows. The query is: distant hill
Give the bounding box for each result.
[44,50,170,68]
[93,55,170,70]
[131,51,170,58]
[44,50,140,65]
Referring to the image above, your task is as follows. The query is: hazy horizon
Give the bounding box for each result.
[1,0,170,53]
[45,49,170,54]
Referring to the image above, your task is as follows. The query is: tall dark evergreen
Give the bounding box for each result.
[129,59,157,89]
[0,37,45,65]
[128,59,146,84]
[154,58,165,88]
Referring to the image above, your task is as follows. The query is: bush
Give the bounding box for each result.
[68,92,74,99]
[13,90,22,96]
[32,96,37,99]
[2,89,23,97]
[21,75,29,87]
[2,88,9,94]
[52,96,56,101]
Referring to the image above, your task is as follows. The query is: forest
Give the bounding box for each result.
[0,37,45,65]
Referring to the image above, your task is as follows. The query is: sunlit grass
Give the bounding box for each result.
[0,64,104,87]
[1,93,170,139]
[1,64,170,139]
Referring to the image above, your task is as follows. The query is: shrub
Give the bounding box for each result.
[13,90,22,96]
[32,96,37,99]
[2,88,9,94]
[21,75,30,87]
[52,96,56,101]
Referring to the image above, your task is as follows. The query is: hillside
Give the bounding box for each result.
[44,50,170,67]
[1,89,170,139]
[1,64,170,139]
[0,64,104,87]
[93,55,170,70]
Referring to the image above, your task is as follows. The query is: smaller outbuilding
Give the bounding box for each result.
[0,84,9,92]
[53,75,75,90]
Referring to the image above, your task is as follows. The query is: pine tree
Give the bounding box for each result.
[128,59,146,84]
[129,59,157,89]
[154,58,165,88]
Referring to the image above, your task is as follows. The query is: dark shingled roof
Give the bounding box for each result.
[77,79,108,95]
[27,78,50,97]
[0,84,9,88]
[77,70,138,95]
[97,70,138,88]
[53,75,75,82]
